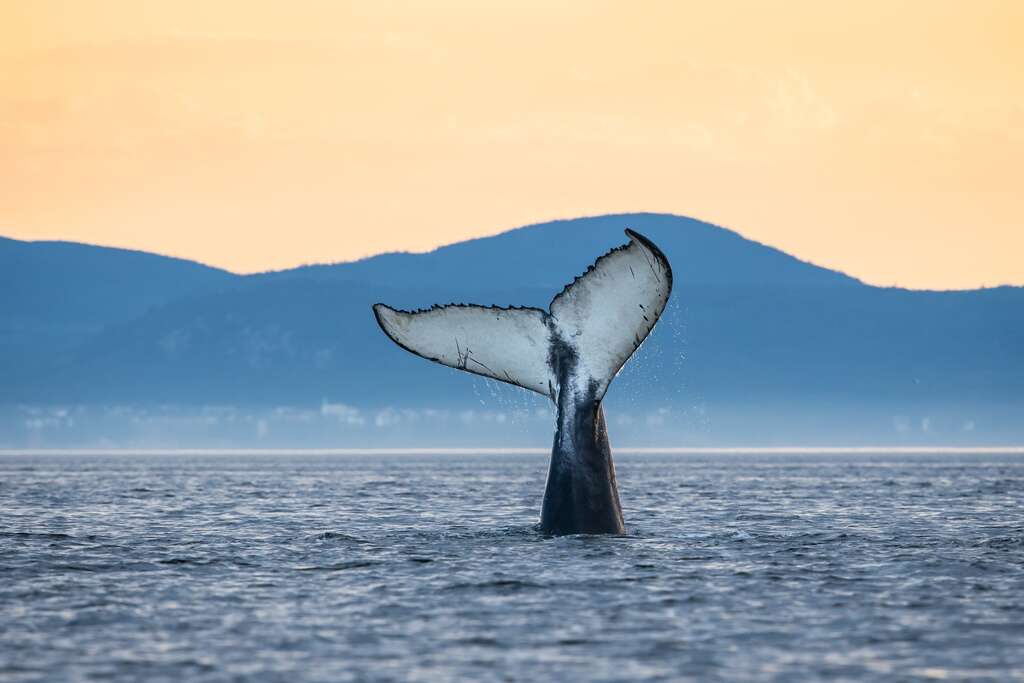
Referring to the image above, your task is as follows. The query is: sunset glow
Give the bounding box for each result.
[2,1,1021,288]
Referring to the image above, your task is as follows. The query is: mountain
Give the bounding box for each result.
[257,213,861,292]
[0,236,238,324]
[1,214,1021,447]
[0,236,239,381]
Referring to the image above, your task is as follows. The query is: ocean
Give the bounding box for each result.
[2,451,1022,682]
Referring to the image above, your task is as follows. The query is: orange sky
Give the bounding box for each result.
[2,1,1021,288]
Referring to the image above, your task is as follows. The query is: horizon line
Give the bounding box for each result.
[3,447,1023,456]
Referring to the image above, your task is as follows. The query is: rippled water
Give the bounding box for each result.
[2,452,1023,682]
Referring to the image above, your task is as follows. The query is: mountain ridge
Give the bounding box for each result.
[7,213,1021,292]
[4,212,867,288]
[252,214,863,292]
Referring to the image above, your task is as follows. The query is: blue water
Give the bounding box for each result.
[1,452,1022,682]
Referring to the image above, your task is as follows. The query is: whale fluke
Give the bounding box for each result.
[373,229,672,401]
[372,229,673,535]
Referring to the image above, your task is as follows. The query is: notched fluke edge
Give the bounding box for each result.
[372,302,547,317]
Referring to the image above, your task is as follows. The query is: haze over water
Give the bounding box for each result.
[3,451,1022,682]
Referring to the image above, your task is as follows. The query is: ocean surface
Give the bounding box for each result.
[1,451,1022,682]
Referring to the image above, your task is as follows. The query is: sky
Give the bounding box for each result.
[1,1,1021,289]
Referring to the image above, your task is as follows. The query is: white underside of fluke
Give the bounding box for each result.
[373,304,552,395]
[372,229,673,402]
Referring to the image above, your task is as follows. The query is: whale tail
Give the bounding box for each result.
[372,229,672,401]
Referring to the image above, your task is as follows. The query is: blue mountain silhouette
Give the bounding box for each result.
[0,235,237,382]
[259,213,859,291]
[2,214,1021,445]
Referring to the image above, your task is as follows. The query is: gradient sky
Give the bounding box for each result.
[2,1,1021,288]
